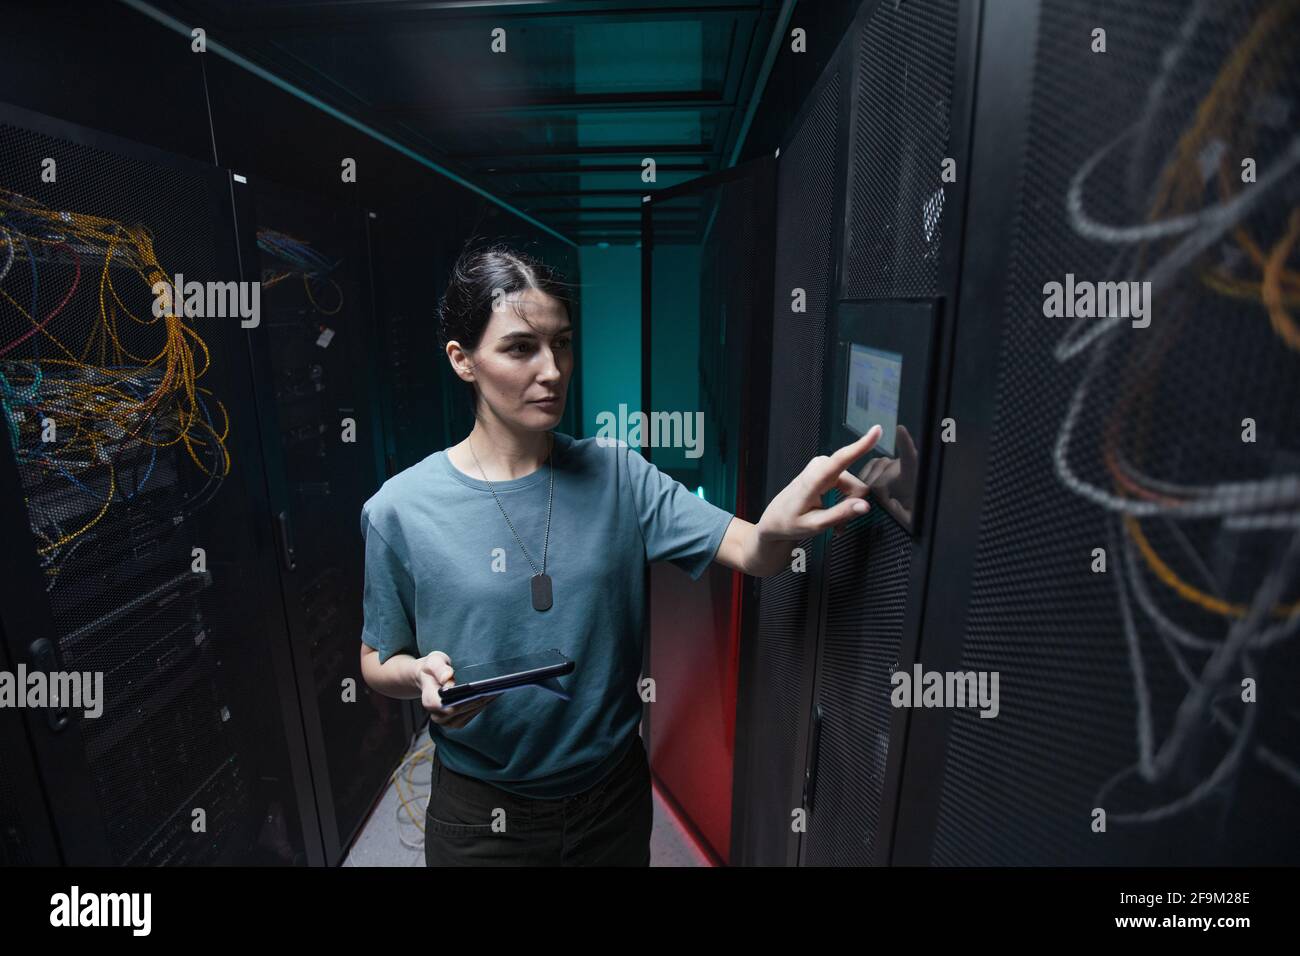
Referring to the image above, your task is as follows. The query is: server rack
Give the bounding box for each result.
[367,207,447,480]
[726,0,977,866]
[728,0,1299,867]
[0,101,322,865]
[0,633,60,864]
[366,184,484,480]
[800,0,978,867]
[642,157,777,863]
[893,0,1300,866]
[231,176,413,866]
[727,24,855,867]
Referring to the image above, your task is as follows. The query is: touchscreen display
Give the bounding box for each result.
[845,343,903,456]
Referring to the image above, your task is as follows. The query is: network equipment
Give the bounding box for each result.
[0,109,316,865]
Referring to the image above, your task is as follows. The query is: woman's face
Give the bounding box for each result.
[451,286,573,429]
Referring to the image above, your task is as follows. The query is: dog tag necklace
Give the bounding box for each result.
[468,432,554,611]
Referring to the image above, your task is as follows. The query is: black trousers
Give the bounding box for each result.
[424,735,653,866]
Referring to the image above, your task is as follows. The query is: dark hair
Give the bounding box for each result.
[436,239,576,415]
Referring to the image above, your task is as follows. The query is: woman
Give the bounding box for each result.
[358,241,881,866]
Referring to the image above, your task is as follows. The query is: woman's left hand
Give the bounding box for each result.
[754,424,883,544]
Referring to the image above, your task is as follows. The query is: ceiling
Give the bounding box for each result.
[137,0,787,245]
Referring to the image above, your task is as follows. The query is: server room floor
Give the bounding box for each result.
[343,733,709,867]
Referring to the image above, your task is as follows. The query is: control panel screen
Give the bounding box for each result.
[845,343,903,456]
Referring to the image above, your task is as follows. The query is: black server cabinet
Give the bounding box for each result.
[728,36,853,867]
[894,0,1300,866]
[0,102,321,865]
[367,206,449,479]
[801,0,978,867]
[0,635,61,864]
[231,177,413,866]
[729,0,981,866]
[365,185,487,480]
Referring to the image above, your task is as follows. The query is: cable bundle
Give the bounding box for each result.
[0,187,231,584]
[256,226,343,315]
[1056,0,1300,823]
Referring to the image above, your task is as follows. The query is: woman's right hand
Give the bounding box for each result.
[415,651,501,728]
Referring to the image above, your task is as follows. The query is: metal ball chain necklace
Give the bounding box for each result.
[467,431,554,611]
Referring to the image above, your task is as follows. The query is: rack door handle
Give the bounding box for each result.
[802,702,824,812]
[27,638,69,732]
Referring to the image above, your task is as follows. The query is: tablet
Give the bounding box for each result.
[437,648,575,707]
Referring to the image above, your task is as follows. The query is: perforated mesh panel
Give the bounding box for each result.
[0,742,32,864]
[791,0,964,865]
[0,120,306,864]
[741,66,843,863]
[767,73,840,497]
[931,0,1300,865]
[804,513,911,864]
[843,0,959,299]
[255,189,406,854]
[373,219,439,473]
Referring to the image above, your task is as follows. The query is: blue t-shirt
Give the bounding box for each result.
[359,430,735,798]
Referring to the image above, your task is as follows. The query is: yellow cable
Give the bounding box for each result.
[1125,515,1299,619]
[1262,208,1300,350]
[302,274,343,315]
[1201,269,1300,306]
[34,460,115,554]
[0,190,233,515]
